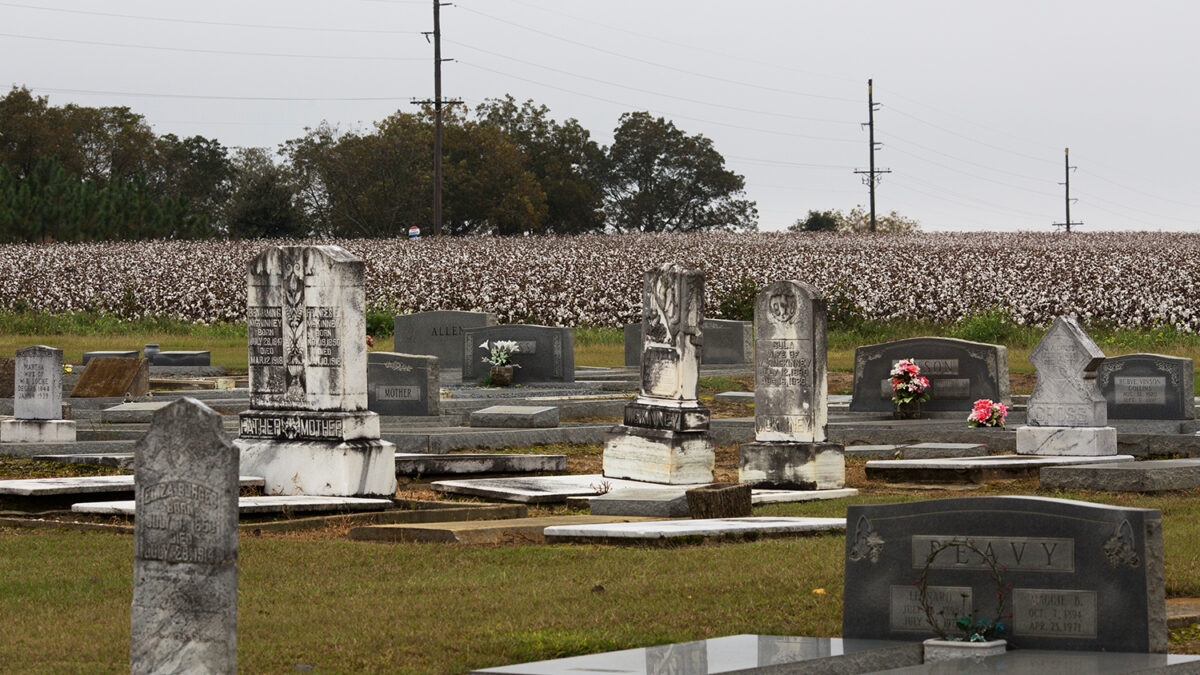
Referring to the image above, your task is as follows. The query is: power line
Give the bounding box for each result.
[0,32,426,60]
[886,145,1060,198]
[854,79,891,231]
[23,86,416,102]
[0,2,423,34]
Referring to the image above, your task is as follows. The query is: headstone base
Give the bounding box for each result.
[236,409,380,442]
[235,438,397,497]
[0,419,76,443]
[601,425,715,484]
[623,400,711,432]
[1016,425,1118,456]
[738,441,845,489]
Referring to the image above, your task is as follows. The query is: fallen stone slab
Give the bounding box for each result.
[1040,458,1200,492]
[543,516,846,544]
[0,439,135,459]
[866,454,1136,483]
[894,442,989,459]
[432,474,682,504]
[34,452,135,470]
[844,444,905,459]
[588,488,691,518]
[468,405,559,428]
[395,452,567,476]
[750,488,859,504]
[73,495,392,516]
[713,391,754,403]
[0,474,264,496]
[348,515,664,545]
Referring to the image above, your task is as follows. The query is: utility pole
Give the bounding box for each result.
[415,0,461,236]
[1052,147,1081,233]
[854,79,891,232]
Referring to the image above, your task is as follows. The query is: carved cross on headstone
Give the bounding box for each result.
[1027,315,1108,427]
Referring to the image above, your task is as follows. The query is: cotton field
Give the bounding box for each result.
[0,232,1196,331]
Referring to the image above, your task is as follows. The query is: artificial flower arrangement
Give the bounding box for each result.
[890,358,930,405]
[968,399,1008,428]
[480,340,521,368]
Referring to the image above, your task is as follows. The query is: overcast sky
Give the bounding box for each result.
[4,0,1198,232]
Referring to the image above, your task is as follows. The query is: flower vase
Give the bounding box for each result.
[490,365,514,387]
[893,401,922,420]
[922,638,1006,663]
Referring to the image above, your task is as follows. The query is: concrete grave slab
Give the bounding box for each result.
[468,405,559,428]
[1040,459,1200,492]
[751,488,858,504]
[471,634,923,675]
[394,452,566,475]
[845,444,906,459]
[432,474,683,504]
[865,454,1136,483]
[879,651,1200,674]
[0,475,264,496]
[34,452,135,470]
[588,487,691,518]
[713,391,754,403]
[348,515,663,545]
[543,516,846,544]
[74,495,392,516]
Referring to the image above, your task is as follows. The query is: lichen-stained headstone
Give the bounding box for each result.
[640,262,704,403]
[13,345,62,421]
[754,281,827,443]
[131,398,238,675]
[1027,316,1107,427]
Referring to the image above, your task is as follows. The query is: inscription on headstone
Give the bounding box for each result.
[367,352,439,416]
[850,338,1009,412]
[14,345,62,420]
[1027,316,1108,427]
[393,310,497,371]
[131,398,238,674]
[1098,354,1194,420]
[844,496,1165,653]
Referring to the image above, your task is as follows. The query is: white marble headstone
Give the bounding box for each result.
[14,345,61,420]
[754,281,827,442]
[639,263,704,403]
[1027,316,1107,427]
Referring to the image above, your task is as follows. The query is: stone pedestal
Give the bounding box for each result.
[1015,425,1118,456]
[601,425,715,485]
[738,441,845,489]
[0,419,76,443]
[235,438,396,497]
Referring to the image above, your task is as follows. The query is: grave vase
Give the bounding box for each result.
[893,400,922,419]
[490,365,514,387]
[922,638,1006,663]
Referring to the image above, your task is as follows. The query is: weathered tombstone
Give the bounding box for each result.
[131,397,237,674]
[1017,316,1117,456]
[0,357,14,398]
[461,324,575,384]
[70,357,150,398]
[0,346,75,442]
[623,319,753,366]
[843,496,1165,653]
[739,281,844,489]
[367,352,439,416]
[393,310,497,372]
[602,263,715,484]
[234,245,396,497]
[1098,353,1194,420]
[849,337,1009,412]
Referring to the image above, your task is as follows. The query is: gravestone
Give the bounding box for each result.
[81,350,139,365]
[131,398,237,674]
[623,319,753,366]
[144,344,212,367]
[1,346,75,442]
[1017,316,1117,456]
[1098,354,1194,420]
[461,324,574,383]
[367,352,439,416]
[234,245,397,497]
[602,263,715,484]
[70,357,149,398]
[0,357,14,398]
[739,281,844,489]
[843,496,1165,653]
[849,337,1009,412]
[394,310,497,372]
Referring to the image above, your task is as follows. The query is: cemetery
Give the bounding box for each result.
[5,246,1200,673]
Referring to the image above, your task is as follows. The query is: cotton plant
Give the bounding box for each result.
[479,340,521,368]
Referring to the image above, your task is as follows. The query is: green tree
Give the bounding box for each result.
[789,209,842,232]
[603,112,757,232]
[841,206,921,232]
[223,148,305,238]
[475,96,605,234]
[152,133,232,226]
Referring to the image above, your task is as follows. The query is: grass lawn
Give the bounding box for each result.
[4,454,1200,673]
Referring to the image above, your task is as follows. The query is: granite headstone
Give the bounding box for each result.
[843,496,1165,653]
[131,398,238,674]
[394,310,497,371]
[603,263,715,484]
[461,324,574,383]
[367,352,439,416]
[850,337,1009,412]
[739,281,844,489]
[623,319,753,366]
[234,245,396,497]
[1098,354,1194,420]
[1017,316,1117,456]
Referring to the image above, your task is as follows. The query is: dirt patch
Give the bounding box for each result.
[1010,372,1036,395]
[829,371,853,395]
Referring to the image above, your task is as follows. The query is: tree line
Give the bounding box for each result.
[0,87,760,241]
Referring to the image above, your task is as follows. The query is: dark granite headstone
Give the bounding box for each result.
[394,310,497,372]
[850,337,1009,412]
[461,325,574,383]
[623,319,753,366]
[843,496,1165,653]
[1098,354,1194,420]
[367,352,439,416]
[131,398,238,674]
[149,351,211,367]
[71,357,150,398]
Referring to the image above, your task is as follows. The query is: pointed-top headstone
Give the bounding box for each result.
[1028,315,1107,427]
[131,397,238,675]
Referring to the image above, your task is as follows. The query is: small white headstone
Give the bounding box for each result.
[14,345,62,420]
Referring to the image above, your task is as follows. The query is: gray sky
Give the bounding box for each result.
[4,0,1198,232]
